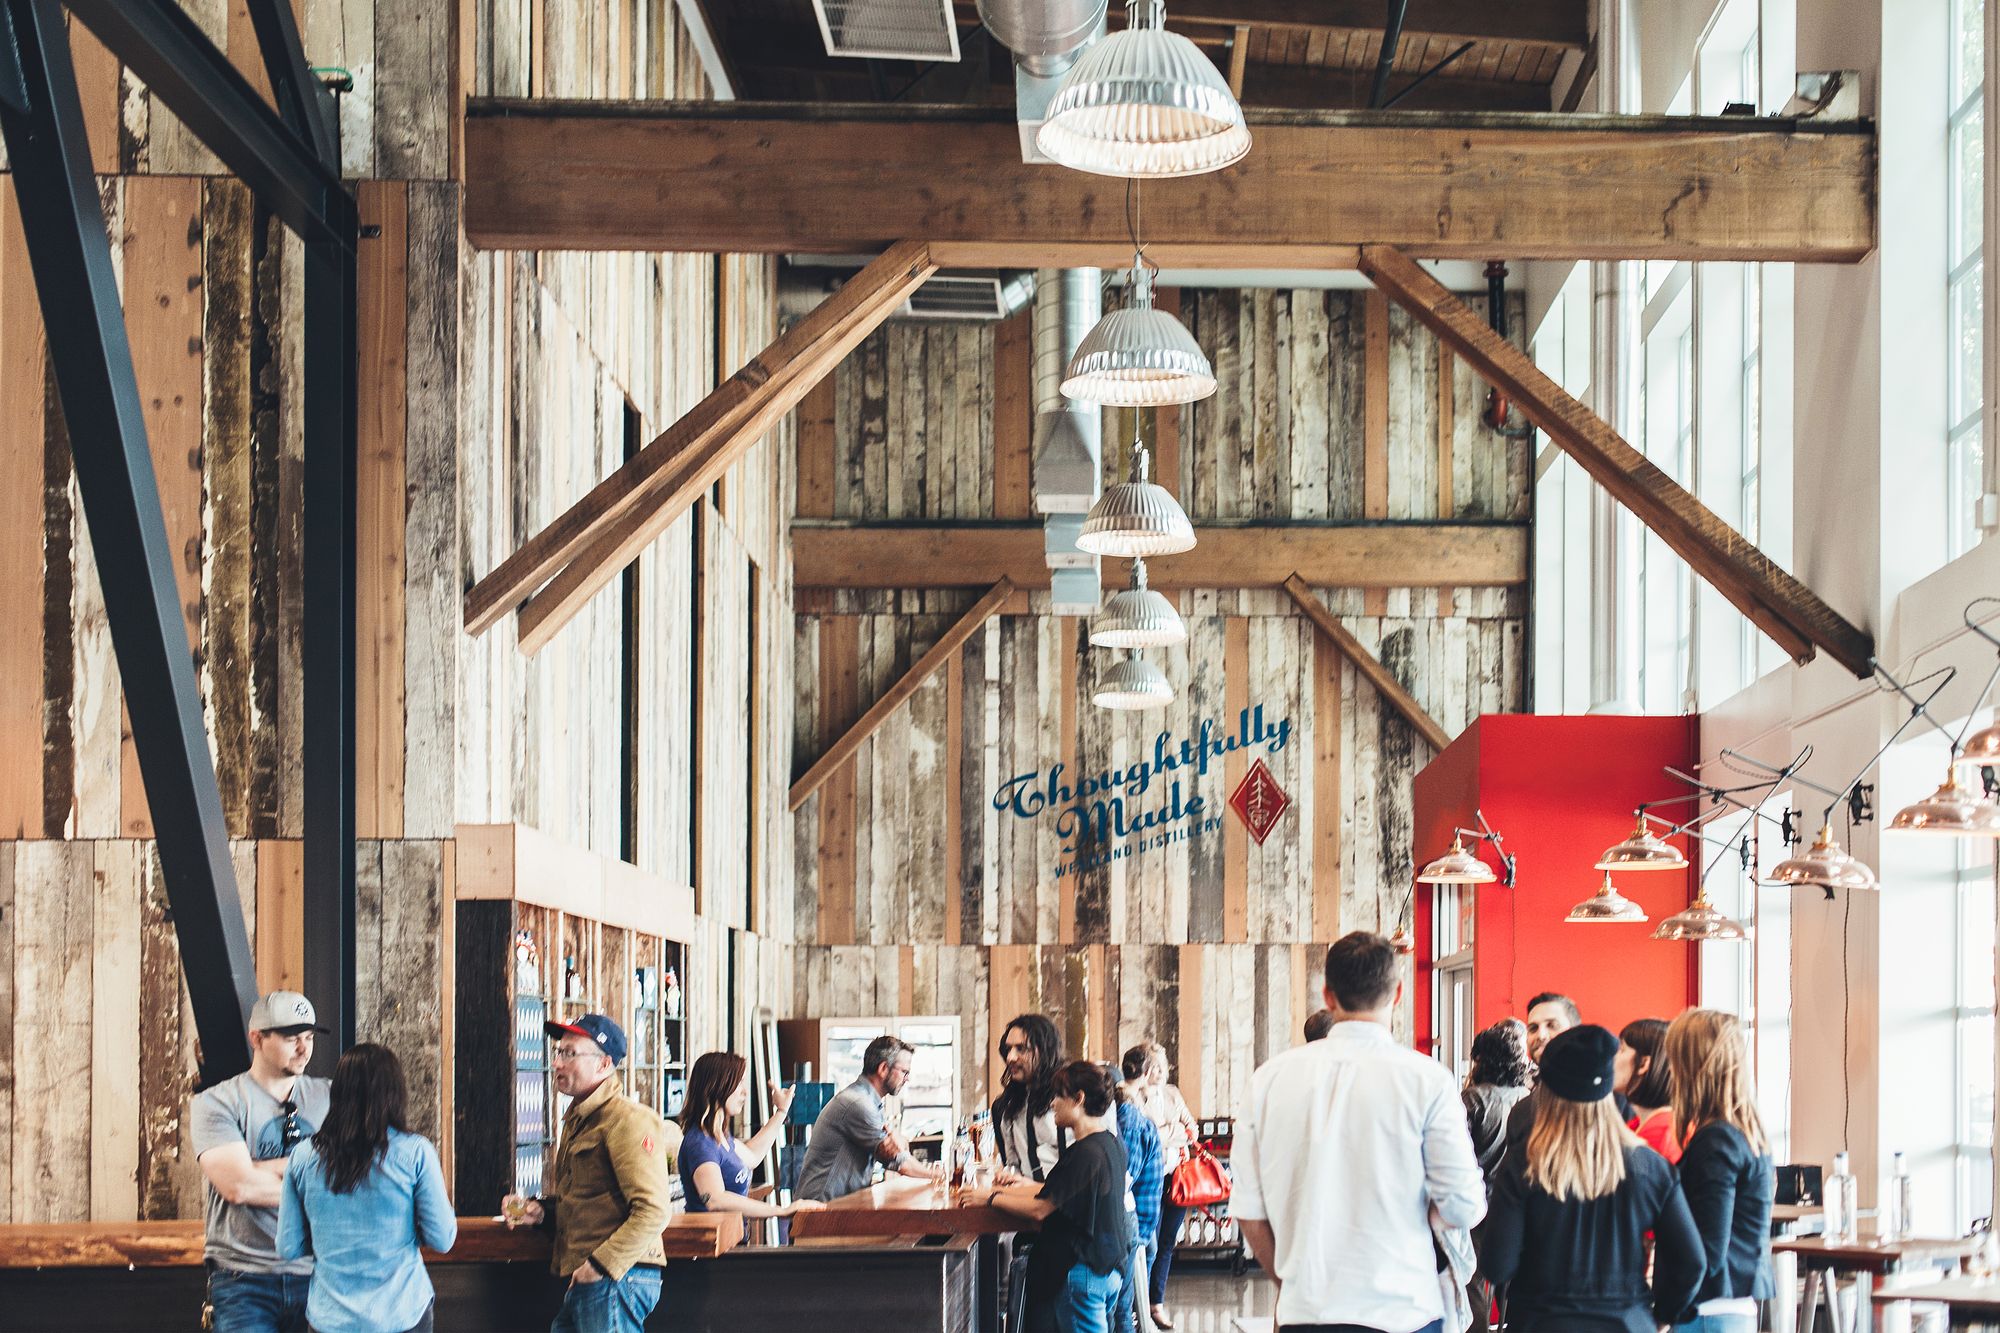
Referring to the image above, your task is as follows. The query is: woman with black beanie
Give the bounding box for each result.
[1478,1025,1704,1333]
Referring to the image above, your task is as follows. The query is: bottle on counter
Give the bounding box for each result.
[562,954,580,1002]
[1886,1151,1912,1240]
[1825,1151,1858,1243]
[953,1123,973,1185]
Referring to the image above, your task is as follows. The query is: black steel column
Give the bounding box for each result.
[301,235,358,1063]
[0,0,259,1084]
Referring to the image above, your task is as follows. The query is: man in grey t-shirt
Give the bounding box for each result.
[796,1035,945,1202]
[191,991,331,1333]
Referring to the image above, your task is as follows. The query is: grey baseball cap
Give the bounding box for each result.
[248,991,327,1034]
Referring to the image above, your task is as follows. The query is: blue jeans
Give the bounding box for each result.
[551,1266,663,1333]
[1058,1263,1127,1333]
[207,1268,311,1333]
[1676,1314,1757,1333]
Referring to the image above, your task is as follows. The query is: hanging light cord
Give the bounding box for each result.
[1840,802,1854,1151]
[1124,179,1160,289]
[1946,595,2000,754]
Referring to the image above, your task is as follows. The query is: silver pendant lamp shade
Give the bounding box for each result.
[1887,764,2000,836]
[1768,824,1878,891]
[1061,263,1216,407]
[1650,892,1749,942]
[1091,558,1185,649]
[1077,440,1194,558]
[1565,873,1649,924]
[1093,651,1174,710]
[1416,835,1495,885]
[1594,815,1689,871]
[1035,0,1252,179]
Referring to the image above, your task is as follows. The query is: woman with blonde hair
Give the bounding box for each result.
[1121,1040,1198,1330]
[1664,1009,1774,1333]
[1479,1025,1704,1333]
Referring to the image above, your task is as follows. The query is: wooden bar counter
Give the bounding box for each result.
[0,1208,985,1332]
[788,1175,1029,1239]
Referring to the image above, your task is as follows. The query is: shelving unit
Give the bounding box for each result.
[1172,1118,1246,1274]
[454,824,695,1213]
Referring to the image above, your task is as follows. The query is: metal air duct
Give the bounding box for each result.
[1032,267,1102,515]
[977,0,1108,160]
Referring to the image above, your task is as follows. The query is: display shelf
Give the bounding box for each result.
[453,823,695,1213]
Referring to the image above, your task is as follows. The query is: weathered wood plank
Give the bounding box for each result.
[120,176,207,838]
[1223,617,1249,943]
[90,841,143,1221]
[13,840,93,1222]
[0,193,46,837]
[357,181,409,840]
[1363,289,1389,520]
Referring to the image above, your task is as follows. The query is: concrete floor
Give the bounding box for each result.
[1150,1267,1279,1333]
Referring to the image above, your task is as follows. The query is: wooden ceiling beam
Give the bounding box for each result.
[461,241,936,645]
[792,522,1527,590]
[1284,574,1451,750]
[788,578,1015,812]
[464,102,1875,264]
[1357,244,1876,678]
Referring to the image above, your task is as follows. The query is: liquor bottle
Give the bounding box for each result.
[663,966,682,1018]
[563,954,579,1003]
[1886,1151,1912,1240]
[953,1123,973,1185]
[1824,1151,1857,1243]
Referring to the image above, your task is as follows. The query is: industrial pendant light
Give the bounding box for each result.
[1077,434,1195,558]
[1888,764,2000,836]
[1959,723,2000,770]
[1416,835,1496,885]
[1036,0,1251,179]
[1092,651,1174,710]
[1651,892,1749,942]
[1595,815,1689,871]
[1091,558,1185,649]
[1061,260,1216,406]
[1768,824,1878,891]
[1565,873,1649,924]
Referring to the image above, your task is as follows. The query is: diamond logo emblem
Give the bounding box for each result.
[1228,758,1291,845]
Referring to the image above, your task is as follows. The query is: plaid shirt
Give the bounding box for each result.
[1116,1099,1164,1239]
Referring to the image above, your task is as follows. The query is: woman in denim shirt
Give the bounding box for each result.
[278,1044,456,1333]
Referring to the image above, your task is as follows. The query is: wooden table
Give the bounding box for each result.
[1872,1278,2000,1328]
[788,1176,1030,1240]
[1775,1234,1987,1333]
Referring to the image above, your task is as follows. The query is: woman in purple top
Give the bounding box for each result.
[675,1052,825,1222]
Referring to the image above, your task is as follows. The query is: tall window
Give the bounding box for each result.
[1949,0,1986,557]
[1741,267,1763,685]
[1955,833,1997,1230]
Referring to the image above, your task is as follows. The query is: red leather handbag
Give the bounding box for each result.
[1168,1144,1231,1208]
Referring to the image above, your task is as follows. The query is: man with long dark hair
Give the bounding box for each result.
[191,990,331,1333]
[503,1014,673,1333]
[991,1014,1066,1182]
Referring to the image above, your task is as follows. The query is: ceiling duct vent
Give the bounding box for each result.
[903,272,1037,321]
[812,0,961,61]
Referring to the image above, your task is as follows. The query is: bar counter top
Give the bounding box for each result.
[788,1176,1033,1240]
[0,1213,741,1269]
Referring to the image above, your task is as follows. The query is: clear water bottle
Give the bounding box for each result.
[953,1123,973,1185]
[1886,1151,1913,1240]
[1825,1151,1858,1242]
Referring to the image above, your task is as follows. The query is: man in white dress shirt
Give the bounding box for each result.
[1233,932,1488,1333]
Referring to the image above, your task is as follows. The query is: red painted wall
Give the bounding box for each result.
[1414,715,1701,1055]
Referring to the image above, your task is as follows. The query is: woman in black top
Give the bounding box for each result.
[1479,1025,1704,1333]
[985,1060,1137,1333]
[1464,1018,1535,1187]
[1664,1009,1774,1333]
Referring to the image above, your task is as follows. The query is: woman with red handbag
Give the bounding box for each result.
[1121,1042,1201,1330]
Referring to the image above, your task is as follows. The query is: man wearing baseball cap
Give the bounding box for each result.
[503,1013,676,1333]
[190,991,331,1333]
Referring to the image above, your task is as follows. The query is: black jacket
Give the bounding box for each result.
[1677,1122,1775,1308]
[1479,1143,1704,1333]
[1464,1083,1531,1190]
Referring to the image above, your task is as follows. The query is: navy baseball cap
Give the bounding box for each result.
[545,1013,627,1064]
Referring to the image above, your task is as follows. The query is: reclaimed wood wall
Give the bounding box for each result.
[0,0,796,1222]
[798,288,1530,527]
[792,285,1530,1118]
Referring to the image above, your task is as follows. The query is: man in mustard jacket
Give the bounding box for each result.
[504,1014,677,1333]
